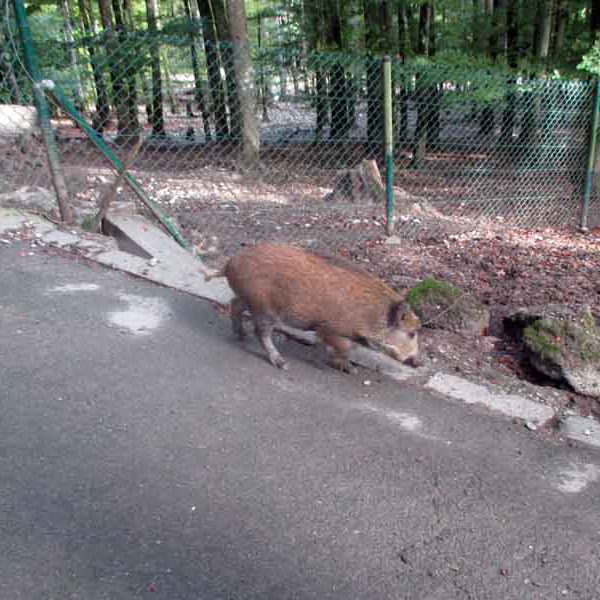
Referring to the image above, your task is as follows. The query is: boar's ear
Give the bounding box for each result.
[388,301,410,327]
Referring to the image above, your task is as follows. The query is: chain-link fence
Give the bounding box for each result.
[1,1,599,259]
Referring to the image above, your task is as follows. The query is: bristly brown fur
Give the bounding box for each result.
[220,243,420,370]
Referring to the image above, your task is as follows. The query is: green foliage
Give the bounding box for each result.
[406,277,460,308]
[578,36,600,78]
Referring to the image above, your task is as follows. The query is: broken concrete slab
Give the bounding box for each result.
[0,207,54,235]
[42,230,81,248]
[102,214,233,306]
[559,416,600,450]
[93,247,234,306]
[426,373,555,426]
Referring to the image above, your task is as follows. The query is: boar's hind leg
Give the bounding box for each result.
[230,297,247,340]
[253,313,287,370]
[317,328,356,374]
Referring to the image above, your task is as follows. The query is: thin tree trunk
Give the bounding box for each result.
[326,0,350,140]
[305,0,327,139]
[473,0,486,52]
[0,27,21,104]
[79,0,110,132]
[553,0,567,57]
[591,0,600,34]
[315,68,328,140]
[398,0,412,57]
[196,0,229,139]
[411,1,432,167]
[225,0,259,167]
[535,0,554,63]
[395,1,412,145]
[257,12,269,122]
[213,0,241,140]
[98,0,140,143]
[145,0,165,137]
[60,0,85,112]
[500,0,518,145]
[427,2,440,148]
[480,0,497,135]
[184,0,212,139]
[521,0,553,150]
[364,0,391,147]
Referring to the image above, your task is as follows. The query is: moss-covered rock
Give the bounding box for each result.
[406,278,490,336]
[507,305,600,397]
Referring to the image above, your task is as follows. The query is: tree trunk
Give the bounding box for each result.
[145,0,165,137]
[315,68,328,140]
[257,12,269,122]
[521,0,553,150]
[184,0,212,140]
[493,0,508,58]
[591,0,600,34]
[364,0,392,147]
[60,0,86,112]
[480,0,497,135]
[535,0,554,63]
[552,0,567,57]
[411,2,432,167]
[0,27,22,104]
[305,0,328,139]
[225,0,259,168]
[426,2,441,148]
[398,0,412,57]
[196,0,229,139]
[590,0,600,196]
[326,0,350,140]
[395,1,412,145]
[78,0,110,132]
[500,0,518,145]
[98,0,140,143]
[213,0,241,140]
[473,0,486,52]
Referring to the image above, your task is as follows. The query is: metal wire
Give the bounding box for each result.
[1,7,598,252]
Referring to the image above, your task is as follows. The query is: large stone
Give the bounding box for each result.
[406,278,490,336]
[505,305,600,398]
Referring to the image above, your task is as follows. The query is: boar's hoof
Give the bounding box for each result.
[269,354,288,370]
[329,356,357,374]
[403,356,421,368]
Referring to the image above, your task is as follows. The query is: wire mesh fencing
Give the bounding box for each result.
[1,6,599,260]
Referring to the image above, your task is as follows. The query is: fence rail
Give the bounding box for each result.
[1,2,599,246]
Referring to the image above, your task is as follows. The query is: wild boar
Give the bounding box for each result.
[207,243,420,372]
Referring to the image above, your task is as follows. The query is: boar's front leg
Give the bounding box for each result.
[252,313,287,370]
[317,327,356,374]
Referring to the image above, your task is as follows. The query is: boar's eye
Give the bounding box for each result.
[387,301,410,327]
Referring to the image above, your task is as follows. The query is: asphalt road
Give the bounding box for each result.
[1,243,599,600]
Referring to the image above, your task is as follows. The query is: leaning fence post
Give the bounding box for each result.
[382,55,394,236]
[581,79,600,232]
[11,0,73,223]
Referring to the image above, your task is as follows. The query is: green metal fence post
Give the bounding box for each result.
[11,0,73,223]
[383,55,394,236]
[581,79,600,232]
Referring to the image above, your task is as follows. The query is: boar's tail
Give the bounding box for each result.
[204,268,226,283]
